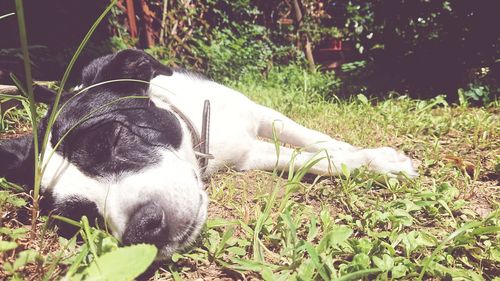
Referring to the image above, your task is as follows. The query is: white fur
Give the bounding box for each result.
[148,72,418,178]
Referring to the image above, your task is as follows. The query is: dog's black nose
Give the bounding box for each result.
[122,202,168,246]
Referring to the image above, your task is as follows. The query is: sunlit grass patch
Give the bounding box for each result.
[152,84,498,280]
[1,79,499,280]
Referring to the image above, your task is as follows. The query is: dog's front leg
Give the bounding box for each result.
[236,140,337,175]
[253,105,417,177]
[236,140,416,177]
[255,105,356,152]
[237,140,418,177]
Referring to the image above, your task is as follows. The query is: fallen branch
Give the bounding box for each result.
[0,82,56,111]
[0,84,19,96]
[0,84,22,111]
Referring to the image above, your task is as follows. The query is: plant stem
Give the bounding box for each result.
[15,0,41,238]
[159,0,168,46]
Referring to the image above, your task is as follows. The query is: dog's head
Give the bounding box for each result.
[35,50,208,258]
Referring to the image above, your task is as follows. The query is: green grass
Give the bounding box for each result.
[1,77,499,280]
[1,3,498,279]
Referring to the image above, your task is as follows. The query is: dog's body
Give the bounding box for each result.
[0,49,417,258]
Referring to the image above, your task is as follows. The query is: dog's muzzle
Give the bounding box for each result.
[121,202,196,247]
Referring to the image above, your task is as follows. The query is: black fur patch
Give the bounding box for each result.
[50,90,182,177]
[0,134,35,187]
[41,192,102,238]
[0,49,181,179]
[62,50,180,178]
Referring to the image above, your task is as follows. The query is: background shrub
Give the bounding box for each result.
[0,0,498,102]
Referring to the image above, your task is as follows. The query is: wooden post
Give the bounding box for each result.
[159,0,168,46]
[125,0,138,39]
[292,0,316,72]
[137,0,155,48]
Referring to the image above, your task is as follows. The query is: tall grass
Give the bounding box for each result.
[5,2,164,279]
[13,0,39,237]
[13,0,118,236]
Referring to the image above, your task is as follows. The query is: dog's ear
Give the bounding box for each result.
[0,134,35,187]
[107,49,173,79]
[84,49,173,93]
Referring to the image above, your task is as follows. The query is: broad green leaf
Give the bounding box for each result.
[352,253,371,269]
[0,241,18,252]
[207,229,221,254]
[99,236,119,255]
[171,252,183,263]
[297,259,315,280]
[320,210,332,229]
[307,216,318,241]
[341,163,350,178]
[490,247,500,262]
[13,249,41,271]
[317,226,353,253]
[78,244,157,281]
[391,264,408,279]
[372,254,394,272]
[401,232,419,256]
[206,218,238,229]
[226,246,246,256]
[354,238,373,254]
[357,94,369,105]
[261,267,275,281]
[416,231,438,247]
[304,242,329,280]
[3,262,14,273]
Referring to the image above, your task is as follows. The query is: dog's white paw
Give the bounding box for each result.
[364,147,418,178]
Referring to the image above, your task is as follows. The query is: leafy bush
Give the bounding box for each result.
[458,84,493,106]
[235,64,341,101]
[194,25,273,83]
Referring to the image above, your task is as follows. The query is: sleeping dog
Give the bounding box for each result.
[0,49,417,258]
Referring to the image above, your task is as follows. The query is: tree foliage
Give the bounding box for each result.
[0,0,498,99]
[336,0,499,96]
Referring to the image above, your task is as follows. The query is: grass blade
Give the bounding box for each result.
[304,241,329,281]
[39,0,118,185]
[0,12,15,20]
[417,220,483,280]
[14,0,40,238]
[336,268,382,281]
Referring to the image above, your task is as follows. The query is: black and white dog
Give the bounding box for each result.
[0,49,417,258]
